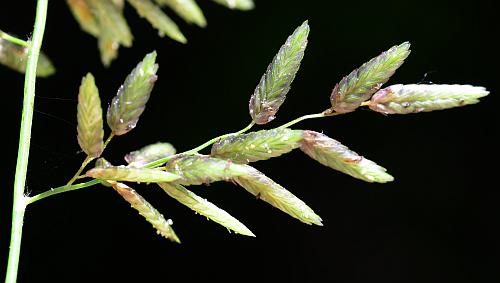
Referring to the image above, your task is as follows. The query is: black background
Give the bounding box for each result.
[1,1,498,282]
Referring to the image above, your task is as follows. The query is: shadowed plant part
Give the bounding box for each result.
[159,183,255,236]
[107,51,158,135]
[125,142,176,167]
[0,36,55,77]
[66,0,254,65]
[154,0,206,27]
[127,0,187,43]
[249,21,309,124]
[211,0,255,10]
[110,181,180,242]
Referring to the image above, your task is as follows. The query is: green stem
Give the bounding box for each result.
[0,30,29,47]
[144,121,256,168]
[27,180,101,204]
[65,134,114,186]
[27,122,255,203]
[66,155,95,186]
[5,0,48,282]
[277,110,339,130]
[26,110,341,204]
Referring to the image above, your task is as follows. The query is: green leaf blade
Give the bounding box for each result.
[300,131,394,183]
[111,182,180,242]
[211,128,304,163]
[249,20,309,124]
[107,51,159,135]
[235,167,322,226]
[164,155,253,186]
[125,142,176,167]
[159,183,255,236]
[368,84,489,114]
[77,73,104,157]
[331,42,411,113]
[154,0,206,27]
[127,0,187,43]
[86,166,181,183]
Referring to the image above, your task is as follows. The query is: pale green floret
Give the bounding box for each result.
[369,84,489,114]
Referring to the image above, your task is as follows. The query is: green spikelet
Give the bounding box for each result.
[368,84,489,114]
[66,0,100,36]
[77,73,104,157]
[234,167,322,226]
[211,128,304,164]
[87,0,133,66]
[107,51,158,135]
[164,155,252,185]
[330,42,411,113]
[127,0,187,43]
[0,37,55,77]
[125,142,176,167]
[300,131,394,183]
[249,21,309,124]
[210,0,254,10]
[86,166,181,183]
[154,0,206,27]
[87,0,132,47]
[111,182,180,242]
[159,183,255,236]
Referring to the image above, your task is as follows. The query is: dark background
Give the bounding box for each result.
[1,0,498,282]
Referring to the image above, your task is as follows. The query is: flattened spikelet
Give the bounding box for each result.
[210,0,254,10]
[0,37,55,77]
[164,155,252,185]
[249,21,309,124]
[330,42,410,113]
[154,0,206,27]
[127,0,187,43]
[77,73,104,157]
[125,142,176,167]
[159,183,255,236]
[300,131,394,183]
[234,167,322,225]
[111,182,180,242]
[107,51,158,135]
[368,84,489,114]
[211,128,304,163]
[86,166,180,183]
